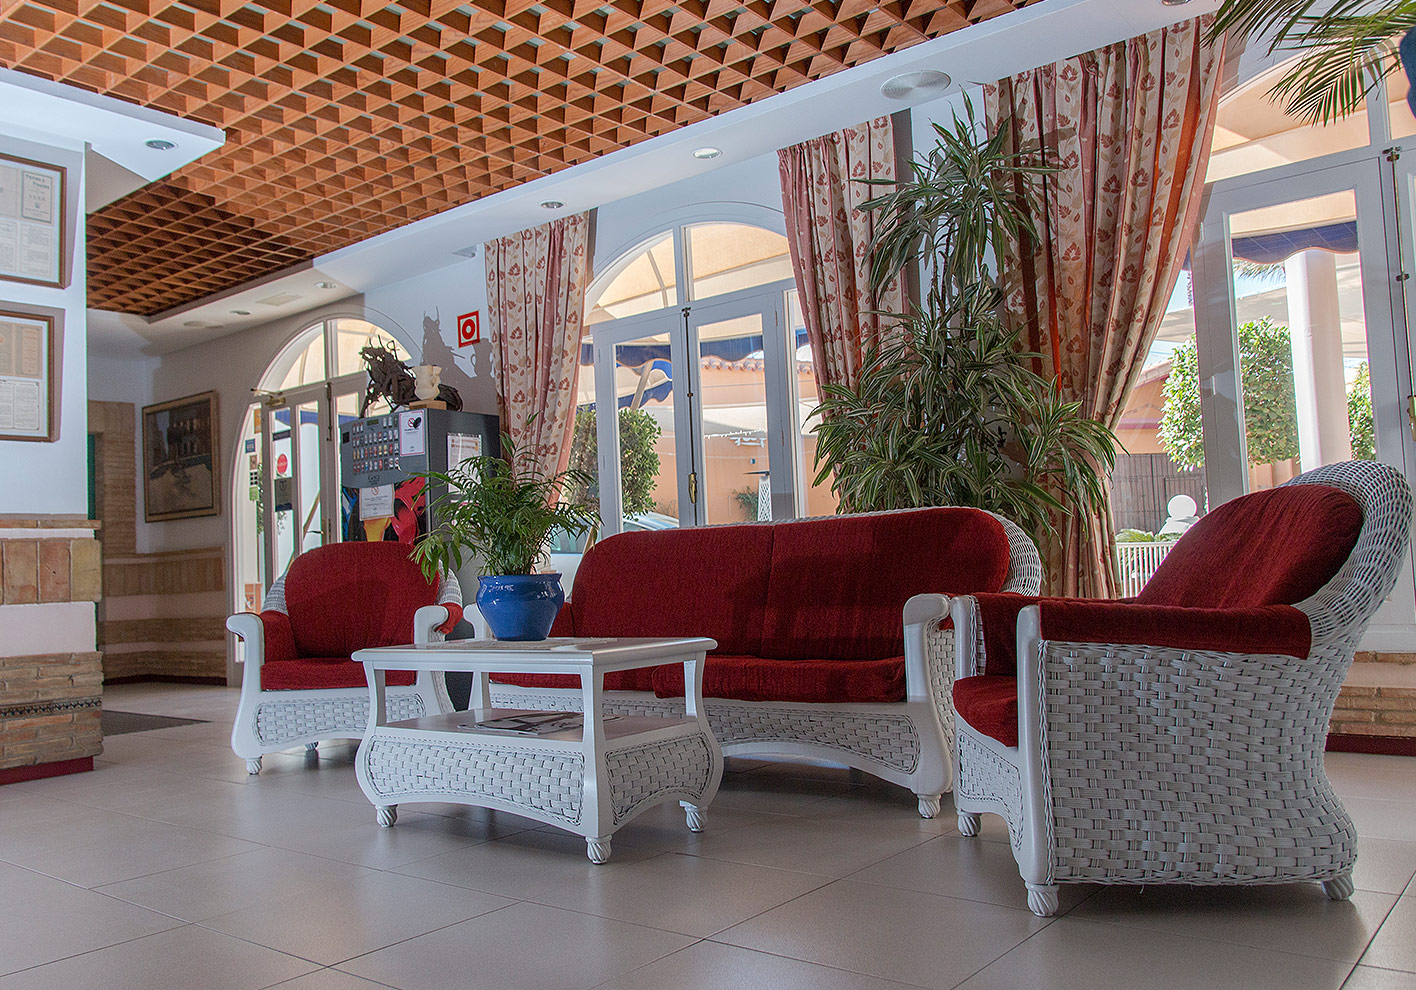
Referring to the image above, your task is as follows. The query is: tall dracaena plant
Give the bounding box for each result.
[810,99,1117,541]
[1211,1,1416,125]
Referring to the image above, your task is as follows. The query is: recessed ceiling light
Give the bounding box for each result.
[145,139,177,150]
[230,309,251,315]
[692,147,722,160]
[1160,0,1192,5]
[540,200,564,209]
[315,280,335,289]
[880,70,952,101]
[183,320,206,327]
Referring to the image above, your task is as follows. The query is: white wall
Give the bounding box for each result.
[0,133,87,516]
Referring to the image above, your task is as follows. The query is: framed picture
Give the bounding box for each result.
[0,309,57,441]
[0,154,67,289]
[143,391,220,522]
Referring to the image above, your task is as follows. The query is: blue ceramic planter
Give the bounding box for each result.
[476,573,565,641]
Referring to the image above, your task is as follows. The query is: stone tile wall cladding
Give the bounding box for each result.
[0,520,104,772]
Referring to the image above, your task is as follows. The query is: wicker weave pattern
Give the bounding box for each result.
[363,736,586,824]
[606,734,715,824]
[1039,638,1358,884]
[992,512,1044,595]
[956,729,1024,849]
[255,694,425,745]
[924,624,957,743]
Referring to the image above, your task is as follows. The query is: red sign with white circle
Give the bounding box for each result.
[457,310,480,347]
[276,453,289,475]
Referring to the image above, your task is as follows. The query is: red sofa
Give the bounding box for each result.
[489,507,1041,817]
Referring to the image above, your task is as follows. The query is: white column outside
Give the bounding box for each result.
[1284,249,1352,471]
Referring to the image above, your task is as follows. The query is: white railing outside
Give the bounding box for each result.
[1115,540,1177,598]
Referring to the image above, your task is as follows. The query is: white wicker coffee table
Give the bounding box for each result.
[352,636,723,863]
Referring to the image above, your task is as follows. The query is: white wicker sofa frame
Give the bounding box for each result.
[488,509,1042,819]
[949,460,1413,916]
[228,549,459,775]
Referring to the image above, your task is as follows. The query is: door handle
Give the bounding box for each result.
[688,471,698,505]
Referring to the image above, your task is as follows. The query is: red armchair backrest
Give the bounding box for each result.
[282,542,439,658]
[1136,483,1364,609]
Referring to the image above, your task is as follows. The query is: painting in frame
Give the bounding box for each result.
[143,391,219,522]
[0,309,57,442]
[0,153,68,289]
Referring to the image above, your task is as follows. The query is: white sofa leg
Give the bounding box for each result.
[245,757,262,775]
[1322,873,1355,901]
[304,741,318,752]
[916,794,942,819]
[376,805,398,827]
[1026,882,1059,917]
[957,812,981,836]
[682,801,705,832]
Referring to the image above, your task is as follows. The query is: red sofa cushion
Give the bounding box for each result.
[1137,484,1363,609]
[760,508,1010,661]
[261,658,417,691]
[283,542,440,658]
[952,675,1019,747]
[259,610,297,664]
[653,654,906,704]
[567,524,776,656]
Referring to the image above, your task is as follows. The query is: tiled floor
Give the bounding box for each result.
[1,683,1414,990]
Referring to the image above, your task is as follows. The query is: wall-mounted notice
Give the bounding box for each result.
[0,309,55,441]
[0,154,66,288]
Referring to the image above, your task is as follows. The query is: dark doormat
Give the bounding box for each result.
[101,711,209,735]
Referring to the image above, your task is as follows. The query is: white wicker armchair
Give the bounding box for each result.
[489,508,1042,818]
[950,460,1413,916]
[228,542,459,774]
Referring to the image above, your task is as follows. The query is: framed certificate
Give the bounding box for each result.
[0,154,67,289]
[143,391,220,521]
[0,309,56,441]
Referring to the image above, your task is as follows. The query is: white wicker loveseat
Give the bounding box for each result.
[487,507,1041,818]
[948,460,1413,916]
[227,541,461,774]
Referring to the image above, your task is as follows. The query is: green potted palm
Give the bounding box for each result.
[811,100,1116,542]
[412,434,598,641]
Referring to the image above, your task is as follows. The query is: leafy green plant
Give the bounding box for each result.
[411,433,599,580]
[1349,360,1375,459]
[731,487,761,519]
[1159,318,1300,469]
[1211,1,1416,125]
[565,406,662,516]
[810,99,1118,540]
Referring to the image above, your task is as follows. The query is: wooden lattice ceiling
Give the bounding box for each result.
[0,0,1029,315]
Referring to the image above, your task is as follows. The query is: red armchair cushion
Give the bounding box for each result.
[760,508,1010,661]
[567,524,775,656]
[952,675,1019,748]
[261,658,417,691]
[653,654,906,704]
[282,542,440,658]
[1137,484,1363,609]
[971,593,1036,677]
[436,603,464,635]
[259,610,297,664]
[1039,600,1313,659]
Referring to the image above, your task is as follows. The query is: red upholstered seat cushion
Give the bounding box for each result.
[653,654,906,704]
[952,675,1019,747]
[283,542,440,658]
[1136,484,1363,609]
[760,508,1010,661]
[261,658,416,691]
[566,524,776,655]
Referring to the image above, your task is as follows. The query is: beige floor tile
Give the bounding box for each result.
[684,812,935,877]
[1327,754,1416,806]
[590,940,920,990]
[200,870,512,965]
[799,783,957,834]
[0,803,260,887]
[1354,839,1416,895]
[337,902,695,990]
[266,808,503,869]
[533,851,830,936]
[954,917,1352,990]
[713,878,1047,987]
[1069,884,1396,962]
[847,833,1095,913]
[1343,967,1416,990]
[95,847,372,922]
[708,772,857,816]
[0,924,317,990]
[1360,895,1416,972]
[1347,798,1416,843]
[264,970,399,990]
[0,862,183,976]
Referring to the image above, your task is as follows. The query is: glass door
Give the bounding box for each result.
[1193,159,1416,644]
[259,380,336,584]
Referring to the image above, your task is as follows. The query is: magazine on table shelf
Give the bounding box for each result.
[455,711,621,736]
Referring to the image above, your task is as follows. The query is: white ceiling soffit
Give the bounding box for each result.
[316,0,1222,291]
[0,67,224,185]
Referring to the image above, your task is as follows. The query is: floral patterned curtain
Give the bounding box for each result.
[778,117,907,391]
[485,212,593,479]
[986,17,1224,598]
